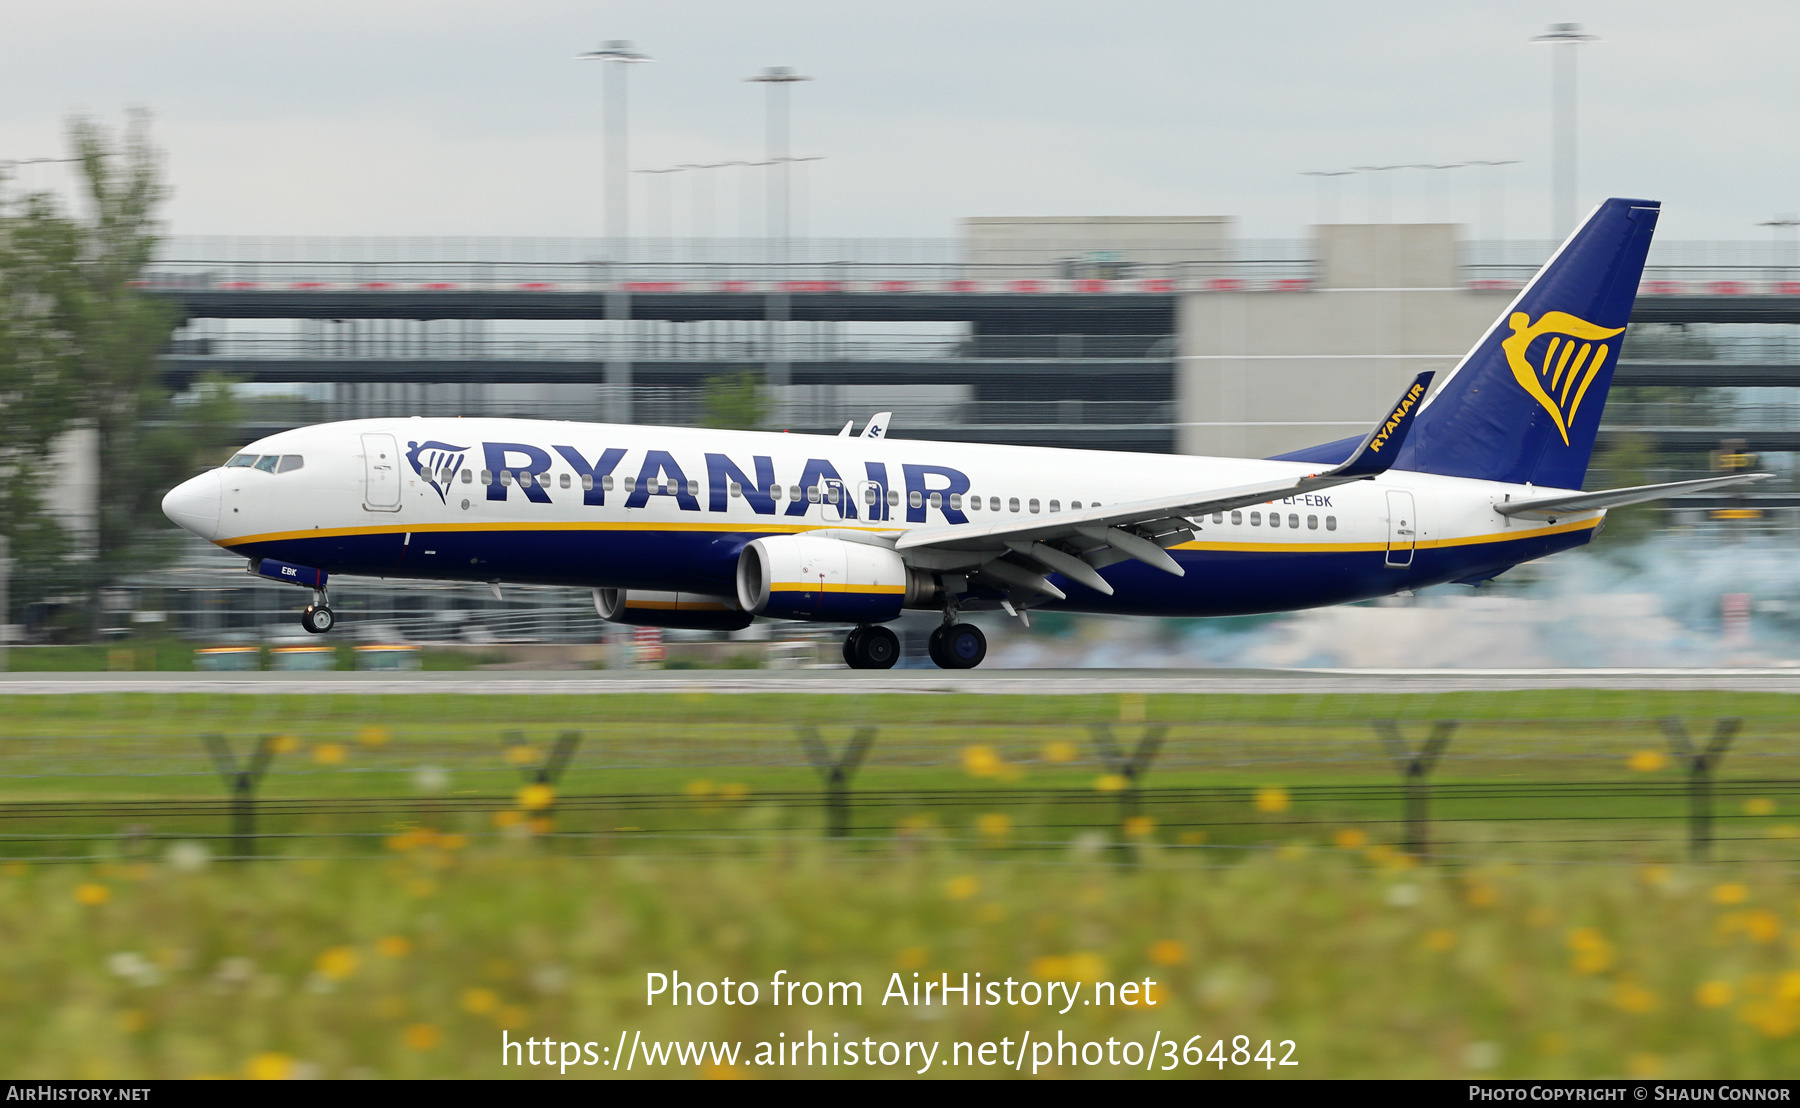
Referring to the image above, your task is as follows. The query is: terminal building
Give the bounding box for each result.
[105,217,1800,642]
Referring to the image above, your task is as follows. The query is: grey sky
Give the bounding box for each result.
[1,1,1794,243]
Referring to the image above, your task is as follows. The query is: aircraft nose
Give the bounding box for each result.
[162,470,221,540]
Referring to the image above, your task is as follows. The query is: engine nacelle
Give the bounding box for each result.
[736,535,931,623]
[593,588,754,631]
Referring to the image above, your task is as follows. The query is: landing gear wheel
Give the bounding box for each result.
[929,623,986,669]
[301,604,335,635]
[846,625,899,670]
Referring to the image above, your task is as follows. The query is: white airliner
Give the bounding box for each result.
[161,199,1763,668]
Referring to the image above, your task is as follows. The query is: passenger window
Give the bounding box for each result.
[769,484,783,501]
[990,497,1001,512]
[480,469,493,485]
[602,475,614,491]
[1326,516,1337,531]
[1231,510,1242,525]
[888,489,900,507]
[863,485,877,505]
[622,475,635,493]
[730,482,742,498]
[227,453,256,467]
[521,472,536,488]
[790,485,802,501]
[560,473,571,489]
[582,474,594,491]
[462,469,473,484]
[1028,498,1040,513]
[967,495,980,511]
[1269,512,1280,528]
[826,486,839,504]
[1288,513,1299,528]
[929,492,942,509]
[1307,514,1318,530]
[253,455,279,473]
[950,493,963,510]
[1048,500,1060,512]
[276,455,304,474]
[909,491,923,509]
[1250,511,1261,526]
[808,486,821,504]
[500,470,514,487]
[1008,498,1020,513]
[1072,500,1082,510]
[1212,513,1223,523]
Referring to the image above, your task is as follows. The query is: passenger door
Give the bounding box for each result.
[1385,490,1416,568]
[362,433,403,512]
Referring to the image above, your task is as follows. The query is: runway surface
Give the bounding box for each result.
[3,668,1800,695]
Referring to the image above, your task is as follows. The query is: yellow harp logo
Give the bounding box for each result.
[1501,311,1625,445]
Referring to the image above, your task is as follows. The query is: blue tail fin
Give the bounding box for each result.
[1274,198,1659,489]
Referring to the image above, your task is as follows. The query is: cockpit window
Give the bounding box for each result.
[276,455,305,474]
[252,455,280,473]
[226,453,256,467]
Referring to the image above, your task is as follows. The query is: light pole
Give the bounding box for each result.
[1353,166,1408,223]
[579,39,651,426]
[746,66,812,265]
[1466,159,1521,245]
[1758,216,1800,282]
[578,40,652,257]
[1531,23,1600,239]
[1301,170,1355,225]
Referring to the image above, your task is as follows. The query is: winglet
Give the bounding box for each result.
[862,412,891,439]
[1323,372,1434,479]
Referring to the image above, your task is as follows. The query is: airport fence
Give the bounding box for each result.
[7,707,1800,867]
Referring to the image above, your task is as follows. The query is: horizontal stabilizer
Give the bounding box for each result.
[1496,473,1774,519]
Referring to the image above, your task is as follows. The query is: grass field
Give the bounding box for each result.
[7,846,1800,1078]
[7,688,1800,1079]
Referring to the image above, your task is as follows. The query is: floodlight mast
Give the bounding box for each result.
[1531,23,1600,239]
[578,40,652,259]
[747,66,812,265]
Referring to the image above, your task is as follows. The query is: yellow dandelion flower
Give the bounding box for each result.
[683,779,715,798]
[73,884,109,906]
[357,726,390,746]
[1696,980,1734,1008]
[1122,815,1155,838]
[245,1052,293,1080]
[1148,940,1187,966]
[1064,952,1108,982]
[975,813,1011,838]
[315,946,358,981]
[1713,883,1750,906]
[492,809,524,829]
[1254,786,1290,814]
[1333,828,1368,850]
[504,744,539,766]
[1031,955,1069,980]
[268,734,300,754]
[896,947,929,970]
[403,1023,441,1051]
[1465,883,1498,908]
[461,987,499,1015]
[944,876,979,900]
[377,935,411,959]
[516,783,555,811]
[961,745,1002,778]
[1042,741,1078,764]
[1627,750,1667,773]
[312,743,346,766]
[1093,773,1129,793]
[1613,982,1658,1013]
[1423,928,1456,952]
[1746,797,1778,817]
[717,782,749,801]
[1744,910,1783,944]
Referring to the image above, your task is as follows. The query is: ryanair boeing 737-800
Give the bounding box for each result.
[160,199,1764,669]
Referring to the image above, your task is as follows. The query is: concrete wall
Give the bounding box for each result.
[1177,224,1510,458]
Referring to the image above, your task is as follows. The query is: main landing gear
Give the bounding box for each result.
[301,590,335,635]
[927,622,986,670]
[843,625,900,670]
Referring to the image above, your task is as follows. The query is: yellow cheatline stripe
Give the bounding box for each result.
[222,514,1598,557]
[1174,516,1599,554]
[770,582,908,595]
[218,519,896,547]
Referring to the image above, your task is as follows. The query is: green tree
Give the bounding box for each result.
[0,112,239,632]
[701,370,768,430]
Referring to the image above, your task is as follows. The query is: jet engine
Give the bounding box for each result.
[735,535,935,622]
[593,589,754,631]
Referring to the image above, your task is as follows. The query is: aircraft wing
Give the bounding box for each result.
[1495,472,1774,520]
[890,372,1433,600]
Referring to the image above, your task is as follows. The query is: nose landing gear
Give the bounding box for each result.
[842,624,900,669]
[301,589,335,635]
